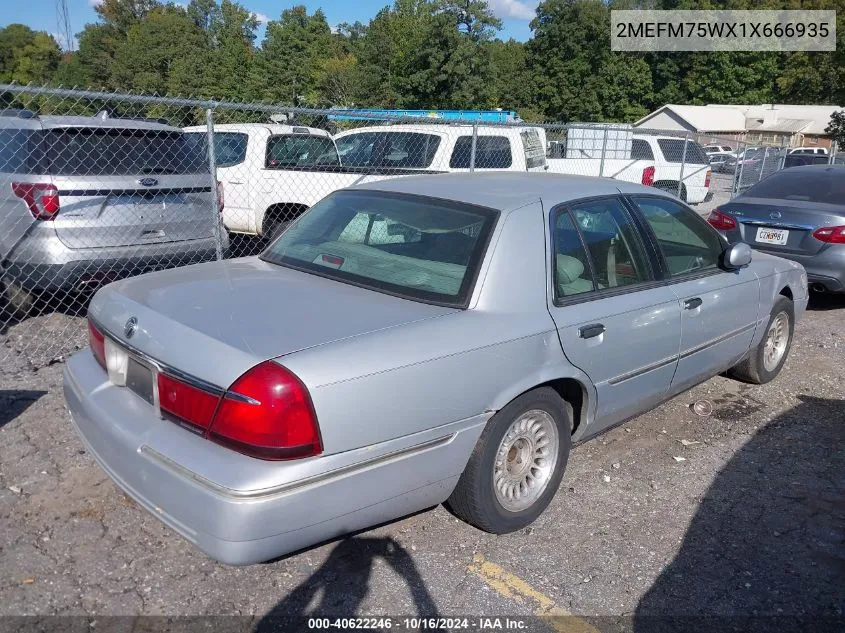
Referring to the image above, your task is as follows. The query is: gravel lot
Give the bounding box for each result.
[1,293,843,628]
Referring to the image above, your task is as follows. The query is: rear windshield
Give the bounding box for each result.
[450,136,513,169]
[631,138,654,160]
[261,189,498,307]
[265,134,340,168]
[742,169,845,205]
[656,139,709,164]
[36,127,208,176]
[184,131,248,168]
[336,132,441,168]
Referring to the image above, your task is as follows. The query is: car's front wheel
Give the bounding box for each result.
[729,296,794,384]
[446,387,571,534]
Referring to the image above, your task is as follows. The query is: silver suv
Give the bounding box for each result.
[0,110,227,314]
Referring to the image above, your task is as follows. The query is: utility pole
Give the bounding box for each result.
[56,0,73,51]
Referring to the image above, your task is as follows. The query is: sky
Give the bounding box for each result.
[4,0,540,49]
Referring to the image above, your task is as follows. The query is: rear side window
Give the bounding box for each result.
[36,128,208,175]
[0,128,32,173]
[336,132,441,168]
[631,138,654,160]
[552,197,652,300]
[742,169,845,205]
[266,134,339,168]
[656,139,709,164]
[262,189,497,307]
[450,136,513,169]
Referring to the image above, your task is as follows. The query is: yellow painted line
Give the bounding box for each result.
[468,554,601,633]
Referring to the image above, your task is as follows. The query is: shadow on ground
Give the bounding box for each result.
[636,394,845,632]
[255,537,442,632]
[0,390,47,430]
[807,292,845,312]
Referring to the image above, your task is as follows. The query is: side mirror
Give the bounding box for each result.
[722,242,752,270]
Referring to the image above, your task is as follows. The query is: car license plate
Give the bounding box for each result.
[756,227,789,245]
[126,357,155,406]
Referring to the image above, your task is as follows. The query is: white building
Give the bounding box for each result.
[634,103,843,148]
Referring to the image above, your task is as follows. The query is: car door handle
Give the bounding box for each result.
[684,297,703,310]
[578,323,606,339]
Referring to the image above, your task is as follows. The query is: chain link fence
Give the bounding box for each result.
[1,85,838,371]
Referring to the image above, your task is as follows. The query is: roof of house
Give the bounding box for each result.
[634,103,843,136]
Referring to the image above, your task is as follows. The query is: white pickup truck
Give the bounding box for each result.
[185,122,657,239]
[631,134,712,205]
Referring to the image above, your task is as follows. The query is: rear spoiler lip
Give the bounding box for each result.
[57,186,213,197]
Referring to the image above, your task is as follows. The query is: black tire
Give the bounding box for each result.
[446,387,571,534]
[263,218,286,243]
[655,182,687,201]
[729,296,794,385]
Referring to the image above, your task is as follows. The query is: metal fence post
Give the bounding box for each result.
[735,143,747,194]
[469,123,478,173]
[598,127,608,177]
[758,147,768,182]
[677,132,689,198]
[830,141,838,164]
[206,108,223,261]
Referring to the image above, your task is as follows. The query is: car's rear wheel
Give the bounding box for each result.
[446,387,571,534]
[729,296,794,384]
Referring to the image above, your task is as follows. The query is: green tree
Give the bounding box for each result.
[110,5,207,94]
[261,6,335,105]
[825,110,845,148]
[0,25,62,84]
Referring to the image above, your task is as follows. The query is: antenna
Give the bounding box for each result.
[56,0,73,51]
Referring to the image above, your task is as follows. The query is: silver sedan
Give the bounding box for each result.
[64,173,808,565]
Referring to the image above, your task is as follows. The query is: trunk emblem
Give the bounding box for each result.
[138,177,158,187]
[124,317,138,339]
[770,211,782,219]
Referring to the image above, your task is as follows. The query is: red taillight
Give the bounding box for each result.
[87,318,106,370]
[704,169,712,188]
[12,182,60,220]
[216,180,224,214]
[707,208,737,231]
[812,225,845,244]
[157,373,220,431]
[641,166,655,186]
[208,361,322,460]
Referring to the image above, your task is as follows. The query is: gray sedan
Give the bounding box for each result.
[709,165,845,293]
[64,173,808,565]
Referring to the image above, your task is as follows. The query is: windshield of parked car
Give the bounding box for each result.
[37,127,208,175]
[335,132,441,168]
[742,169,845,205]
[261,189,498,307]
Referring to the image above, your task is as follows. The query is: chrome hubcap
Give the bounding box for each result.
[763,312,789,372]
[493,410,559,512]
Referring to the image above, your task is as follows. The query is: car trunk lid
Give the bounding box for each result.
[52,174,217,249]
[88,257,456,389]
[728,197,845,256]
[36,125,215,249]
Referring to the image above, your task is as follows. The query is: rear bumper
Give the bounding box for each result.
[63,351,479,565]
[750,247,845,293]
[4,244,226,292]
